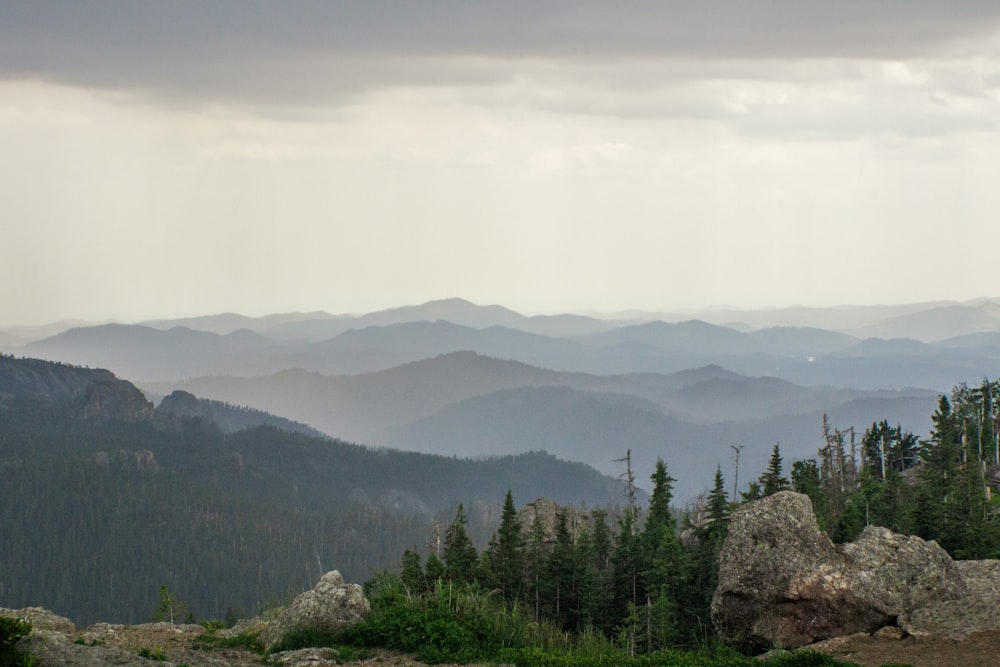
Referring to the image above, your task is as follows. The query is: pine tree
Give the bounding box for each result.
[791,459,830,531]
[576,509,613,633]
[443,504,477,585]
[638,459,684,651]
[544,509,581,631]
[863,421,920,481]
[525,505,547,622]
[486,489,524,602]
[400,548,426,594]
[611,505,641,650]
[759,443,790,496]
[424,552,446,587]
[687,466,729,639]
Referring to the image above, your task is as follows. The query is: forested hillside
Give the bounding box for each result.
[0,355,628,625]
[360,378,1000,658]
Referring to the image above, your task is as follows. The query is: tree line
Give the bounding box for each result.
[387,378,1000,652]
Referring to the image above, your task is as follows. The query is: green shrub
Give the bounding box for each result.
[340,575,865,667]
[137,646,167,661]
[0,616,33,667]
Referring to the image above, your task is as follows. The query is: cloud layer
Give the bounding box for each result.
[2,3,1000,323]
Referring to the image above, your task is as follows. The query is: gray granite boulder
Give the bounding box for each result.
[259,571,370,651]
[711,492,968,652]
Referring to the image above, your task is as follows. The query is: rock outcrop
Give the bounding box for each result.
[0,355,155,423]
[3,571,370,665]
[259,570,370,651]
[711,491,978,652]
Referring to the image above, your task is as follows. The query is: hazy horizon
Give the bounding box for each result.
[4,3,1000,325]
[2,294,1000,330]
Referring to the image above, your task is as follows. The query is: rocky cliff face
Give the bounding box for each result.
[711,491,1000,652]
[0,355,155,423]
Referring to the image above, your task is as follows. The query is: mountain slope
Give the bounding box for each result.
[855,302,1000,342]
[386,383,937,502]
[0,356,629,625]
[156,390,328,437]
[150,352,897,443]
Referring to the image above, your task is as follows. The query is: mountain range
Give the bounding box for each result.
[8,298,1000,390]
[4,297,997,499]
[144,351,938,501]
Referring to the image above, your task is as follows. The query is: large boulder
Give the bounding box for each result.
[711,492,967,652]
[260,571,370,651]
[840,526,965,623]
[906,559,1000,639]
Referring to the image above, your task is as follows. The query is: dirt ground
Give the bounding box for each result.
[809,630,1000,667]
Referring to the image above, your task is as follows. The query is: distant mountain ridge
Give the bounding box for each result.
[156,390,327,438]
[150,351,940,501]
[18,309,1000,389]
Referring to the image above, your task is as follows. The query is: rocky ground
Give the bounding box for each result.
[18,616,999,666]
[5,606,480,667]
[10,606,1000,666]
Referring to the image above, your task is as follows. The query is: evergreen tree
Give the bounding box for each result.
[914,395,972,553]
[153,584,193,624]
[638,460,685,651]
[862,421,919,481]
[424,552,446,587]
[484,489,524,602]
[575,509,613,633]
[400,548,426,595]
[443,504,478,585]
[687,466,729,640]
[611,503,641,651]
[759,443,790,496]
[544,509,581,631]
[791,459,830,532]
[524,505,547,623]
[740,481,762,503]
[943,383,1000,557]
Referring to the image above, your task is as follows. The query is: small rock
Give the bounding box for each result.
[874,626,905,640]
[269,647,341,666]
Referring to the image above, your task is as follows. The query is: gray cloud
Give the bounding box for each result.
[3,1,1000,107]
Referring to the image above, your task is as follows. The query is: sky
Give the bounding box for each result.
[3,2,1000,325]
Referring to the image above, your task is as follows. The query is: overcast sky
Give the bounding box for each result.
[3,2,1000,325]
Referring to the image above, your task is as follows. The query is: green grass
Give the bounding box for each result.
[191,627,264,653]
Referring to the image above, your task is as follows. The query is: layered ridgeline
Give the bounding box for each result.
[150,352,938,502]
[11,297,1000,389]
[0,355,627,626]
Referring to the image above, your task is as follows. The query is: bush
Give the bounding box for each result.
[138,646,167,661]
[344,576,514,663]
[340,575,863,667]
[0,616,33,667]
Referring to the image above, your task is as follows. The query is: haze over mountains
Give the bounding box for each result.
[8,297,1000,388]
[5,297,992,500]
